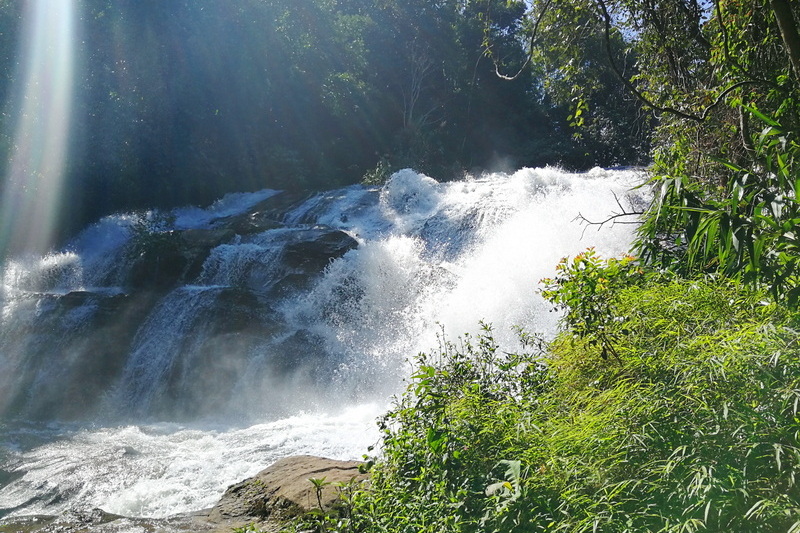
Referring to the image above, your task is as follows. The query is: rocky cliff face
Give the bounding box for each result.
[0,190,360,421]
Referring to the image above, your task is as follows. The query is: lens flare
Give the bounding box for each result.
[0,0,76,257]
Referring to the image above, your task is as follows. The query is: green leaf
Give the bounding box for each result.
[744,105,780,127]
[426,427,446,453]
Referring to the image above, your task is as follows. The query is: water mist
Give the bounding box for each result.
[0,167,648,520]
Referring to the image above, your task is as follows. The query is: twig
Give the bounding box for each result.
[575,191,644,237]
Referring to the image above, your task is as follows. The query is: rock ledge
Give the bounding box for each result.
[202,455,368,531]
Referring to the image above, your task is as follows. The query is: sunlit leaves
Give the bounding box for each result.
[346,277,800,532]
[638,110,800,307]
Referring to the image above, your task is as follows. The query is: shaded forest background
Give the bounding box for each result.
[0,0,650,241]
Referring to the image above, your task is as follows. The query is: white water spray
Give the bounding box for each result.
[0,167,648,521]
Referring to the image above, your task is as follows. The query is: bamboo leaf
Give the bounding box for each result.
[744,104,780,127]
[744,499,767,519]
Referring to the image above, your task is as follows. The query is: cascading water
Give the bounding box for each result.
[0,167,648,524]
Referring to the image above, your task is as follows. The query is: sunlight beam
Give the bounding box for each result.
[0,0,76,257]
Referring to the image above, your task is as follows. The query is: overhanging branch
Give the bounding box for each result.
[575,191,643,238]
[488,0,554,81]
[594,0,761,123]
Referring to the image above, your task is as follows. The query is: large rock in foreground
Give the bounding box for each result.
[205,455,368,531]
[0,456,370,533]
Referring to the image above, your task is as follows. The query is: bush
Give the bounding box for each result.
[542,276,800,532]
[637,109,800,308]
[340,264,800,532]
[350,324,549,533]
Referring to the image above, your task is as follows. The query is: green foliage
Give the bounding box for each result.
[360,158,393,186]
[232,525,264,533]
[513,0,653,165]
[347,324,549,532]
[541,248,645,359]
[543,277,800,532]
[638,109,800,306]
[332,270,800,532]
[309,477,332,512]
[282,477,367,533]
[0,0,652,235]
[520,0,799,302]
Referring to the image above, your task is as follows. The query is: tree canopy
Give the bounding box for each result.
[498,0,799,304]
[0,0,650,241]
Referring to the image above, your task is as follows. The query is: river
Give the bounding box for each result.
[0,167,647,526]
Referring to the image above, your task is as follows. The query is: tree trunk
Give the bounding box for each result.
[770,0,800,80]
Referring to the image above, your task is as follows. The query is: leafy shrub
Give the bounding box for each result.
[541,248,646,360]
[637,108,800,307]
[361,158,393,186]
[542,276,800,532]
[349,324,549,533]
[339,268,800,533]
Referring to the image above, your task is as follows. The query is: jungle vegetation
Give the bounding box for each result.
[0,0,647,240]
[2,1,799,529]
[268,0,800,530]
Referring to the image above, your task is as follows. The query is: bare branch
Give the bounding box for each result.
[575,191,643,237]
[403,40,436,129]
[488,0,554,81]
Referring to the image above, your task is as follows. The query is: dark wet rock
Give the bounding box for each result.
[0,290,161,421]
[282,227,358,273]
[156,330,272,420]
[181,227,236,249]
[207,288,273,333]
[121,220,356,298]
[268,329,328,377]
[142,287,283,420]
[125,230,190,290]
[226,211,284,236]
[0,189,360,423]
[269,272,318,298]
[126,227,236,290]
[217,191,310,235]
[240,226,358,298]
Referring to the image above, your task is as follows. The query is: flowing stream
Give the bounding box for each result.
[0,167,648,523]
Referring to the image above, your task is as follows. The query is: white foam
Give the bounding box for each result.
[1,404,381,518]
[0,167,650,520]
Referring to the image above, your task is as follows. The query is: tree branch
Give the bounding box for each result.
[770,0,800,81]
[594,0,761,123]
[488,0,554,81]
[575,191,644,238]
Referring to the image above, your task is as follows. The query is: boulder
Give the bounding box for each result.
[282,227,358,273]
[126,227,235,290]
[207,455,368,529]
[225,210,284,236]
[217,191,310,235]
[0,457,368,533]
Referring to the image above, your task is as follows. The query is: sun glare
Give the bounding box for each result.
[0,0,76,257]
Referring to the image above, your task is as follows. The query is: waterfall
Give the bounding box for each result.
[0,167,648,520]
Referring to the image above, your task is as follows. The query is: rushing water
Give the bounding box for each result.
[0,167,648,522]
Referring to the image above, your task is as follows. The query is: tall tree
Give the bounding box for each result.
[516,0,800,303]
